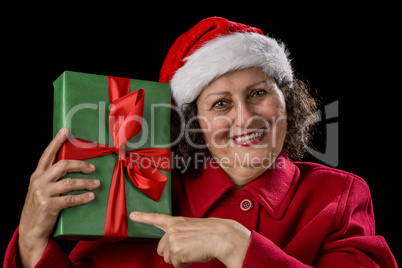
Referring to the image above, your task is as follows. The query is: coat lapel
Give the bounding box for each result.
[184,151,300,219]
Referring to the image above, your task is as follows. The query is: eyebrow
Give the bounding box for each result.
[204,91,230,100]
[246,80,268,89]
[204,80,268,100]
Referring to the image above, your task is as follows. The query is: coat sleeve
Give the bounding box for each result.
[313,177,397,267]
[242,176,397,268]
[3,227,75,268]
[242,231,311,267]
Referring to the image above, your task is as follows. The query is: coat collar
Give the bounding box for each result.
[184,151,300,219]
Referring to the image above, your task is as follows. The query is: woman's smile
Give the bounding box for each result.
[231,128,267,146]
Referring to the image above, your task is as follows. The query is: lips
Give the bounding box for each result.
[231,128,267,146]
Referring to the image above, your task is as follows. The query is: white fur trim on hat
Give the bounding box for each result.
[170,32,293,108]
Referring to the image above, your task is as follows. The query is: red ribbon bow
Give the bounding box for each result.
[57,76,170,241]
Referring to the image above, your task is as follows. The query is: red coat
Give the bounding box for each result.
[4,152,397,267]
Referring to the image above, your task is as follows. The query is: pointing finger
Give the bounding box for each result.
[129,212,174,232]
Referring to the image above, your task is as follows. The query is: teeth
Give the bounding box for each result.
[233,130,264,142]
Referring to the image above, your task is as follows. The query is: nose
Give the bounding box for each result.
[232,101,255,128]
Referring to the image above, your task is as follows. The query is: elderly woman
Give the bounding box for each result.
[5,17,396,267]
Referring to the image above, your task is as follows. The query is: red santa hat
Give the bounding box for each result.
[159,17,293,108]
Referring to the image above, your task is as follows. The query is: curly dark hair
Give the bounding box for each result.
[171,76,318,174]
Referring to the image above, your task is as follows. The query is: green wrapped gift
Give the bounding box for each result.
[52,71,171,241]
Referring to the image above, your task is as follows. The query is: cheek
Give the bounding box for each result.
[263,96,286,121]
[257,98,287,142]
[198,115,231,144]
[266,99,287,143]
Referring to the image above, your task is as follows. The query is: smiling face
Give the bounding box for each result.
[196,68,287,187]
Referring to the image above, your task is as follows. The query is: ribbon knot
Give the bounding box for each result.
[57,76,171,241]
[116,147,127,161]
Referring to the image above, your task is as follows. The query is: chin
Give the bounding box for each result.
[220,149,276,170]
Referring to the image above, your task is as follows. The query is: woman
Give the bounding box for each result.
[4,17,397,267]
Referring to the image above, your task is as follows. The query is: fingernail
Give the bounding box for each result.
[130,212,138,220]
[89,163,95,170]
[59,127,66,135]
[88,192,95,199]
[92,179,100,185]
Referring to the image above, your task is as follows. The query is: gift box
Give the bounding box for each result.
[52,71,171,241]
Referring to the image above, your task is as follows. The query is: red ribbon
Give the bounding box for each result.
[57,76,170,241]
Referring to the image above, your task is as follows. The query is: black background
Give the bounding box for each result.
[2,2,401,265]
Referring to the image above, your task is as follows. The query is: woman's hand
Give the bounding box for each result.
[18,127,100,267]
[130,212,252,268]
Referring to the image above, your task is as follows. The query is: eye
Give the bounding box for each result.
[213,100,228,108]
[252,89,267,97]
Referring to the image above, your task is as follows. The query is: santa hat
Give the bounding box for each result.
[159,17,293,108]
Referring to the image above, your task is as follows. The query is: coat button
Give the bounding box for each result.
[240,199,253,212]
